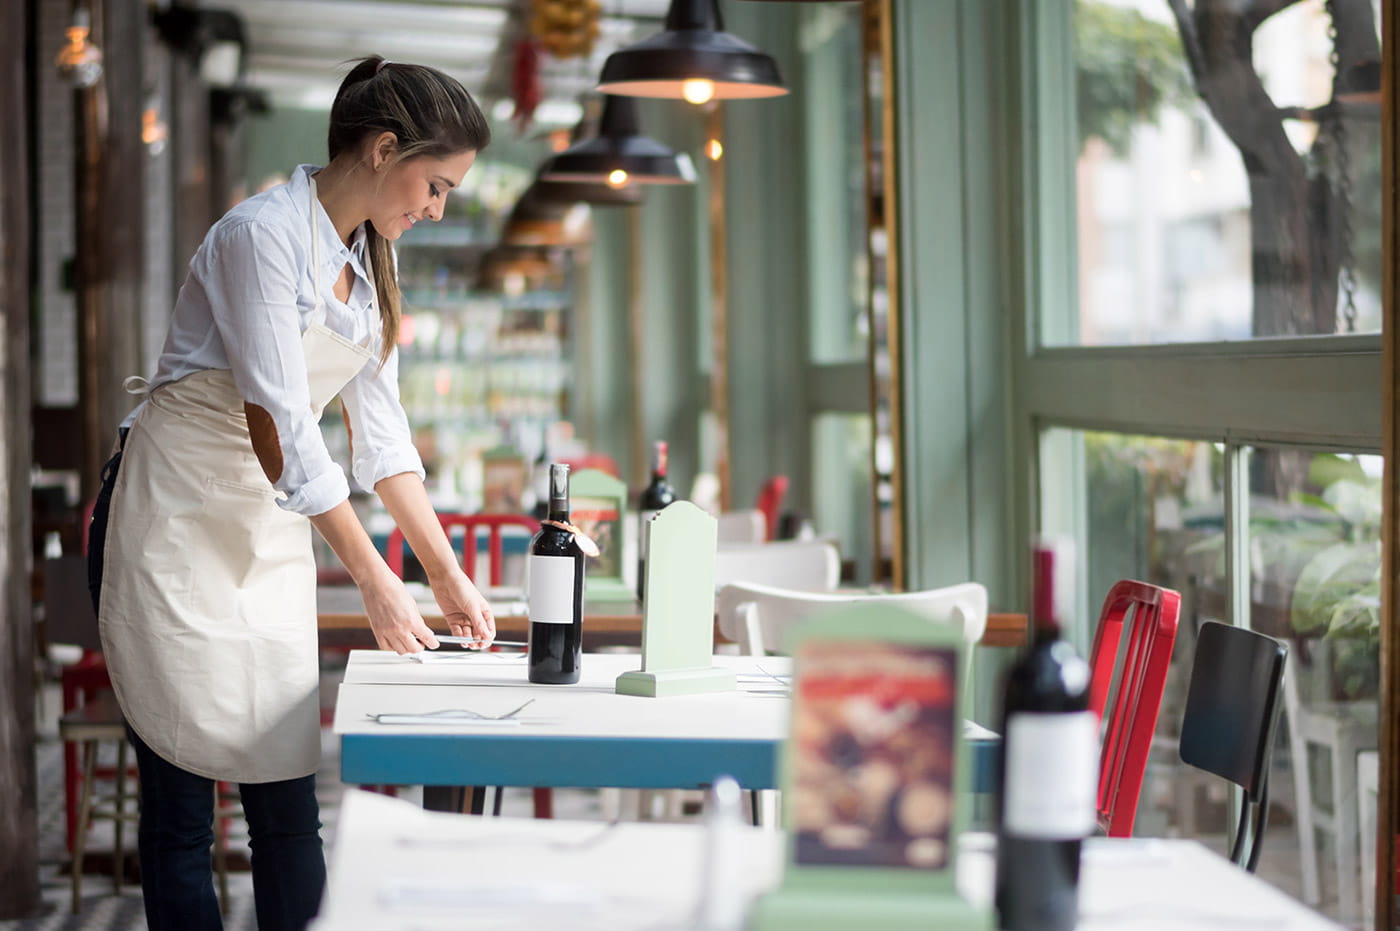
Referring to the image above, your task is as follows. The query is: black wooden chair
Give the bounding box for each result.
[1178,620,1288,871]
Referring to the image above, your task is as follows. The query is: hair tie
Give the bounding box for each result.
[375,59,392,75]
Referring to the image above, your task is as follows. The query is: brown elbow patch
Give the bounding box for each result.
[340,403,354,457]
[244,403,284,484]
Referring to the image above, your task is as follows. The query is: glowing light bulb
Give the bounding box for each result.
[608,169,629,188]
[706,139,723,161]
[682,78,715,105]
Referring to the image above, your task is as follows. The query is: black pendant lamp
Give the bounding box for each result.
[532,112,644,207]
[597,0,787,103]
[541,94,696,187]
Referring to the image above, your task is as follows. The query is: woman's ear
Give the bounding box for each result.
[370,132,398,172]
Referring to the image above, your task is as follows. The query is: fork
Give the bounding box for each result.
[367,698,536,724]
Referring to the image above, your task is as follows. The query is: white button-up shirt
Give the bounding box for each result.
[147,164,424,516]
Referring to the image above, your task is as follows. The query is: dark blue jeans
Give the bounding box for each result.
[124,726,326,931]
[90,433,327,930]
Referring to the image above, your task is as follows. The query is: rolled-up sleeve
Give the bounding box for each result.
[196,220,350,516]
[339,343,425,490]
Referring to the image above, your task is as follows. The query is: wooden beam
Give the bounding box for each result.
[100,0,145,446]
[0,0,39,916]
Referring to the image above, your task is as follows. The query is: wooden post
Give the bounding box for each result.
[73,0,105,503]
[1376,5,1397,928]
[99,0,145,439]
[627,207,646,489]
[0,0,39,916]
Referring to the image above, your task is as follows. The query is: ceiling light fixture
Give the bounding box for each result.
[596,0,787,102]
[541,95,696,187]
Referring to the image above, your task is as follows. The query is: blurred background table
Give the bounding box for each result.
[315,583,1027,651]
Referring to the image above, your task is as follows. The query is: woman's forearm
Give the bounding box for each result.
[309,498,394,586]
[374,472,459,582]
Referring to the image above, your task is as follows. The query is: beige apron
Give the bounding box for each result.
[99,177,377,783]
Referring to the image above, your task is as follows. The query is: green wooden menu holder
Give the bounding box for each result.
[568,468,633,601]
[748,605,991,931]
[615,501,737,698]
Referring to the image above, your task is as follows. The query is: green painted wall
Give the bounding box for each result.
[720,2,812,519]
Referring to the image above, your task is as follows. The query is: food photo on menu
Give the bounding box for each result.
[790,641,958,870]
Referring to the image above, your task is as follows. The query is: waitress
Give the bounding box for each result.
[88,57,493,931]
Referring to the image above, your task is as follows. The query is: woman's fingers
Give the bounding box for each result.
[476,602,496,640]
[412,618,440,651]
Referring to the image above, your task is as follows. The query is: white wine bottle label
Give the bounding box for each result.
[1003,711,1098,838]
[528,554,576,625]
[638,510,660,558]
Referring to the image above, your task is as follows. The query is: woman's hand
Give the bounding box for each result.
[359,568,440,654]
[430,568,496,648]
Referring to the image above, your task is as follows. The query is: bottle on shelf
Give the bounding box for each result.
[994,537,1095,931]
[528,424,551,521]
[636,440,678,603]
[527,463,584,684]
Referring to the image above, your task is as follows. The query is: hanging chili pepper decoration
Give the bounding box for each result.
[511,37,543,134]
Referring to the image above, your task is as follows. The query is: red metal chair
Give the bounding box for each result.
[1088,579,1181,837]
[754,475,789,541]
[386,513,538,586]
[384,512,552,818]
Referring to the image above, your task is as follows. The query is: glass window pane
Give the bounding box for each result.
[1243,447,1380,925]
[1069,1,1382,345]
[1046,430,1380,921]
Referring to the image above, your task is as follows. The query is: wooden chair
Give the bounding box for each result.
[713,539,840,594]
[1088,579,1181,837]
[45,555,116,855]
[1178,621,1287,871]
[58,690,138,912]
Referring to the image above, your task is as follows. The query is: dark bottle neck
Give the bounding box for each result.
[547,463,570,522]
[1031,542,1065,635]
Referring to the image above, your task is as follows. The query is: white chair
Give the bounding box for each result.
[713,540,840,594]
[1281,647,1377,923]
[715,509,766,545]
[716,580,988,658]
[711,580,988,828]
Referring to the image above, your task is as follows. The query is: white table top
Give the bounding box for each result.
[335,652,791,740]
[334,650,998,791]
[340,647,789,687]
[312,790,1341,931]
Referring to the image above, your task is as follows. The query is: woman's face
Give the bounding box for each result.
[368,148,477,240]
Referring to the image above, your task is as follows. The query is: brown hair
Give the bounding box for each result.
[329,56,491,363]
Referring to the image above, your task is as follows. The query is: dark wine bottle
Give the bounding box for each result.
[636,440,677,602]
[527,463,584,684]
[994,539,1095,931]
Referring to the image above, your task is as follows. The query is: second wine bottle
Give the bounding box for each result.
[636,440,676,603]
[527,462,585,684]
